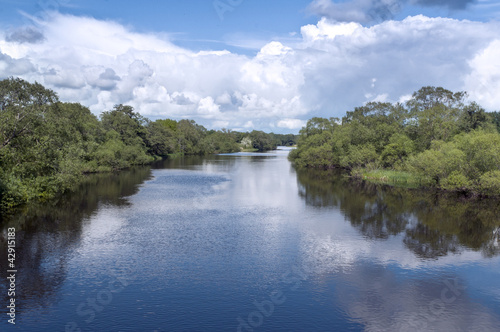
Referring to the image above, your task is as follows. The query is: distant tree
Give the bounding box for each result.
[240,136,252,149]
[175,119,207,154]
[458,102,488,132]
[489,111,500,133]
[301,117,337,136]
[201,130,240,154]
[406,86,467,113]
[233,131,246,143]
[145,121,176,156]
[156,118,178,132]
[100,104,147,146]
[272,133,297,146]
[249,130,276,151]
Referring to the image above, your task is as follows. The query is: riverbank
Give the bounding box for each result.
[347,167,500,199]
[351,169,432,188]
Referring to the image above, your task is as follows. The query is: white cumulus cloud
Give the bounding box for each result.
[1,12,500,133]
[464,39,500,110]
[277,118,307,130]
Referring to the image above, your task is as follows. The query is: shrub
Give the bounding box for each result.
[441,171,472,191]
[479,170,500,195]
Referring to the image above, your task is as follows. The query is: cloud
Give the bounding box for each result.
[0,52,36,76]
[307,0,477,24]
[43,67,86,89]
[298,228,500,331]
[414,0,475,10]
[307,0,402,24]
[5,27,45,44]
[277,118,307,130]
[197,96,221,119]
[84,67,121,91]
[172,93,194,105]
[1,12,499,133]
[296,15,500,115]
[464,39,500,110]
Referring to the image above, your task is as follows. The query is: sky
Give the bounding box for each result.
[0,0,499,133]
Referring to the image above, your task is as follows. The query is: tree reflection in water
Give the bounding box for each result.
[0,166,153,317]
[295,168,500,259]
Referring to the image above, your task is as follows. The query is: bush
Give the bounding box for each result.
[480,170,500,195]
[453,130,500,181]
[408,142,465,184]
[441,171,472,191]
[346,144,378,168]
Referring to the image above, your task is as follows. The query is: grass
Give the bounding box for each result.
[240,147,259,152]
[356,169,433,188]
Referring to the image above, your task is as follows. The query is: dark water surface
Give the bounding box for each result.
[1,147,500,331]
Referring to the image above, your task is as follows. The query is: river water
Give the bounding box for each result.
[1,147,499,331]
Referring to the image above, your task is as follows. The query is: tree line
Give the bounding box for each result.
[0,77,296,211]
[289,86,500,196]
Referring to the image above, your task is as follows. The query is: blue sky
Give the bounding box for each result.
[1,0,317,54]
[1,0,497,53]
[1,0,500,132]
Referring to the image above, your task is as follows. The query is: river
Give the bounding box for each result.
[1,147,499,331]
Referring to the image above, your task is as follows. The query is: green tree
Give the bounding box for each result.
[201,129,240,154]
[290,86,500,195]
[100,104,147,146]
[175,119,207,154]
[406,86,466,113]
[249,130,276,152]
[405,87,467,150]
[452,130,500,181]
[488,111,500,133]
[145,120,176,156]
[380,133,415,168]
[458,102,488,132]
[156,118,178,132]
[408,141,466,184]
[0,77,58,150]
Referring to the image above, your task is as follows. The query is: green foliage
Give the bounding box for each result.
[406,86,466,112]
[249,130,277,152]
[346,143,378,168]
[458,102,488,132]
[0,77,58,151]
[405,104,459,151]
[489,111,500,133]
[441,171,472,191]
[0,78,293,212]
[404,86,467,150]
[380,133,415,168]
[291,86,500,195]
[273,133,297,146]
[175,119,207,155]
[357,169,432,188]
[479,170,500,195]
[101,104,147,145]
[288,117,339,168]
[145,120,176,156]
[408,141,466,184]
[408,130,500,190]
[156,118,178,131]
[451,130,500,182]
[201,129,240,154]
